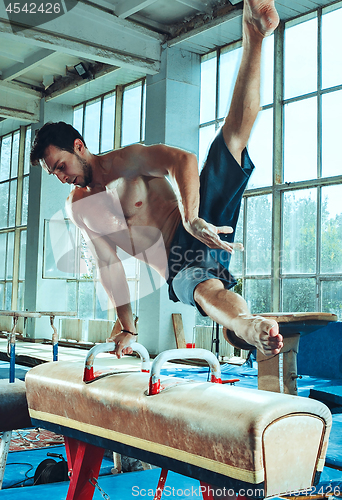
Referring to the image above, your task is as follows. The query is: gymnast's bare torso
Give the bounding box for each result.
[72,174,180,262]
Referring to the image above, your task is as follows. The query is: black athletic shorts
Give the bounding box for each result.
[167,128,255,315]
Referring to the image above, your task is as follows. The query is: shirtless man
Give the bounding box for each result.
[30,0,283,359]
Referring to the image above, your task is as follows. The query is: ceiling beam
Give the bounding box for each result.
[168,2,242,46]
[0,80,41,97]
[0,104,39,122]
[82,0,115,11]
[2,48,55,81]
[0,81,41,122]
[0,49,24,63]
[115,0,159,19]
[129,13,172,34]
[175,0,208,12]
[45,62,120,101]
[0,2,163,73]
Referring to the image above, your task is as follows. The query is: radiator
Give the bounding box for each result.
[194,326,249,359]
[0,315,25,335]
[59,318,84,342]
[88,320,114,344]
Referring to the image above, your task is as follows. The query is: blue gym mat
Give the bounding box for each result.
[310,385,342,406]
[2,464,342,499]
[0,360,30,381]
[160,360,342,398]
[0,468,202,499]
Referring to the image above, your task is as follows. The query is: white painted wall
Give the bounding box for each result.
[143,46,201,354]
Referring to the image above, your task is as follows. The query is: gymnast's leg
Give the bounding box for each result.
[194,0,283,357]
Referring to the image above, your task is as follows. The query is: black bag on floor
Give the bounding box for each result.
[34,454,68,484]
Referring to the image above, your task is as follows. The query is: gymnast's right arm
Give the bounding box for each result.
[66,200,136,358]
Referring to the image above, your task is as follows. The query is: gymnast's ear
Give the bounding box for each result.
[73,138,86,154]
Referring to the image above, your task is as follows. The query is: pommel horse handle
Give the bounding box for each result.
[149,348,222,395]
[83,342,150,382]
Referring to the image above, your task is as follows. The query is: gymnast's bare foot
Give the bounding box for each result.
[231,314,283,356]
[243,0,280,37]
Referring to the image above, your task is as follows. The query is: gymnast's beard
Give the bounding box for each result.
[76,155,93,187]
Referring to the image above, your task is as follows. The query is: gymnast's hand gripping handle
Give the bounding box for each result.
[148,348,222,395]
[83,342,150,382]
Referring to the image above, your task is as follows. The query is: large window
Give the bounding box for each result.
[73,79,146,152]
[0,127,31,311]
[68,80,146,321]
[199,4,342,319]
[73,92,116,154]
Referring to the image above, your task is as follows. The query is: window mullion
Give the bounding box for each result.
[242,197,247,301]
[81,104,86,137]
[317,187,322,311]
[99,96,104,153]
[114,85,123,149]
[140,80,145,143]
[215,48,220,129]
[317,8,322,180]
[272,22,284,312]
[15,126,25,227]
[11,127,26,309]
[317,9,322,313]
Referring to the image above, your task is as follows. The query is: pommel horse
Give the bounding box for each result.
[25,343,331,500]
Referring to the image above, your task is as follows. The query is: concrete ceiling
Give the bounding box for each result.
[0,0,338,132]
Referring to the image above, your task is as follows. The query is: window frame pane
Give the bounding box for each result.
[0,126,29,310]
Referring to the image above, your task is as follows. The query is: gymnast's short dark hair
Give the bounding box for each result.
[30,122,86,166]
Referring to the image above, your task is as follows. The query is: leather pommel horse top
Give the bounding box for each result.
[26,353,332,498]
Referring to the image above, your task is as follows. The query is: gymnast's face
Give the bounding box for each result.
[41,140,92,188]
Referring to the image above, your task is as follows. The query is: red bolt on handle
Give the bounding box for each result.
[148,348,222,395]
[83,342,150,382]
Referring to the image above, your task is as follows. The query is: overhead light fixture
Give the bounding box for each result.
[74,62,90,79]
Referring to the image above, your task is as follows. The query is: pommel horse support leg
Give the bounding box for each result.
[224,312,338,395]
[26,344,332,500]
[257,313,337,395]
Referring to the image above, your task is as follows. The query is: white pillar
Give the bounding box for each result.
[138,47,201,355]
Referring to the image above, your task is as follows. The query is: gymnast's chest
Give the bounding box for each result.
[79,177,168,236]
[109,177,149,221]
